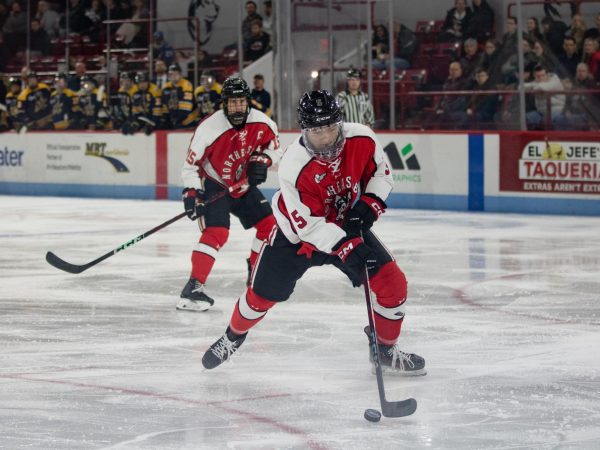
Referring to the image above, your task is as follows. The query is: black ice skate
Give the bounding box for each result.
[177,278,215,311]
[202,327,247,369]
[364,326,426,376]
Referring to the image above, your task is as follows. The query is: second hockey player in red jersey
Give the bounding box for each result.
[202,90,426,376]
[178,77,280,311]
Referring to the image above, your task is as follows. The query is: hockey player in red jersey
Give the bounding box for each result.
[179,77,280,311]
[202,90,426,376]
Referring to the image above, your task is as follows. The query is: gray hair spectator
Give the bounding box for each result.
[35,1,60,38]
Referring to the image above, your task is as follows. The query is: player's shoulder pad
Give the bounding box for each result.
[246,108,278,132]
[180,79,194,91]
[344,122,377,141]
[278,136,311,180]
[194,109,231,139]
[194,85,205,95]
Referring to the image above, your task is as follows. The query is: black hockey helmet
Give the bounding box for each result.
[346,68,361,79]
[134,71,149,83]
[297,90,345,162]
[222,77,251,128]
[168,63,182,73]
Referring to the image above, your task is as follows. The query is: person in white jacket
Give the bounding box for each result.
[524,65,566,129]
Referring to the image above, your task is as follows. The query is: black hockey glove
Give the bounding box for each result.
[247,153,271,186]
[332,236,378,287]
[344,193,387,236]
[182,188,206,220]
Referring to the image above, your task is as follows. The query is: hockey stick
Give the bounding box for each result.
[362,240,417,418]
[46,179,249,274]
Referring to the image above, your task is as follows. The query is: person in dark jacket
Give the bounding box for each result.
[466,67,500,128]
[466,0,494,42]
[557,36,580,79]
[244,20,270,62]
[440,0,472,42]
[30,18,50,56]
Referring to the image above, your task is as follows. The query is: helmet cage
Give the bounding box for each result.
[301,121,345,162]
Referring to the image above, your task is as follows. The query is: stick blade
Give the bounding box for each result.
[382,398,417,418]
[45,251,87,274]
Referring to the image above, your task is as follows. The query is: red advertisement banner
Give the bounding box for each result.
[500,133,600,195]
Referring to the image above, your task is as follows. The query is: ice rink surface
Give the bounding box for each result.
[1,195,599,450]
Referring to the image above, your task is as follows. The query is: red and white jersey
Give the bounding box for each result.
[182,108,280,197]
[273,122,393,253]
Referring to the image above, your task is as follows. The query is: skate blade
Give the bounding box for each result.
[176,298,212,312]
[371,365,427,377]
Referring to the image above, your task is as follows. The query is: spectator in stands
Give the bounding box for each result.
[244,20,270,62]
[434,61,469,128]
[480,39,501,83]
[560,62,600,129]
[193,71,222,121]
[152,31,175,66]
[250,73,271,117]
[68,61,87,91]
[500,37,536,86]
[116,0,149,47]
[2,1,26,55]
[565,14,586,51]
[160,64,195,129]
[20,66,30,90]
[526,17,543,42]
[440,0,472,43]
[0,3,7,32]
[153,59,168,90]
[541,16,568,57]
[371,24,389,60]
[242,1,262,42]
[372,22,415,72]
[59,0,89,35]
[497,16,518,64]
[581,37,600,81]
[558,36,580,79]
[84,0,105,43]
[543,0,576,20]
[30,18,51,56]
[36,1,60,38]
[0,32,10,71]
[335,68,375,127]
[531,39,560,72]
[465,0,494,43]
[187,49,212,81]
[102,0,129,36]
[524,65,566,129]
[460,38,481,82]
[466,67,500,128]
[261,1,272,35]
[584,13,600,40]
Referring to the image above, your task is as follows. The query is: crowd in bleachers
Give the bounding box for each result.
[369,0,600,130]
[0,0,275,134]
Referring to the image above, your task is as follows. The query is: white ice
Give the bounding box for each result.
[1,195,600,450]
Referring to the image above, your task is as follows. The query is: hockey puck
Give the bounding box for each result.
[364,408,382,422]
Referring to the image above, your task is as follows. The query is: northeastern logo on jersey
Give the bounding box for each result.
[314,173,326,183]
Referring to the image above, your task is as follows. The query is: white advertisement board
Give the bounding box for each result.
[166,131,468,195]
[0,133,156,185]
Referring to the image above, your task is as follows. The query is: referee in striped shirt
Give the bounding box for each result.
[335,69,375,127]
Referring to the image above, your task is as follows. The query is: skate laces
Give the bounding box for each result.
[386,345,416,370]
[192,280,204,294]
[211,335,238,362]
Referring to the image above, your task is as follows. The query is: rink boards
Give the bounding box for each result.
[1,130,599,215]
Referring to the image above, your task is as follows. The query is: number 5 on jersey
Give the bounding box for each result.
[291,210,307,229]
[186,150,197,165]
